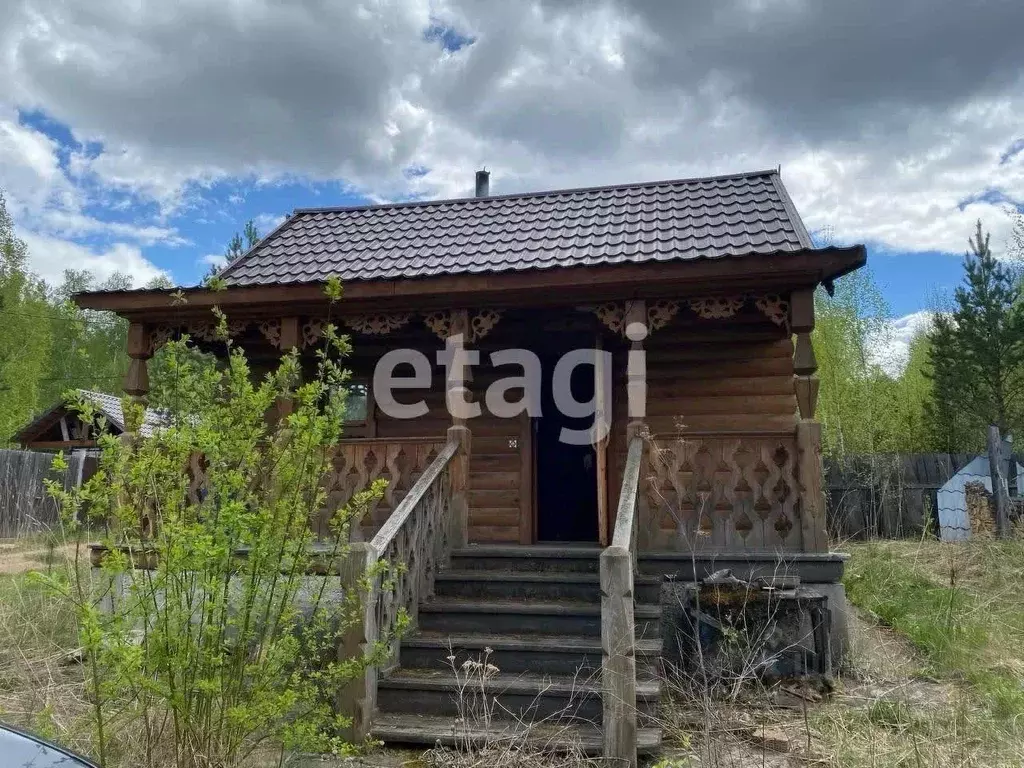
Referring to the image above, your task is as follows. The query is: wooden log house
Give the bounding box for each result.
[76,169,866,764]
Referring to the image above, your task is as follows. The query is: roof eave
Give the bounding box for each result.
[74,245,866,320]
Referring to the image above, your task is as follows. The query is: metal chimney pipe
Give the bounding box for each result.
[475,169,490,197]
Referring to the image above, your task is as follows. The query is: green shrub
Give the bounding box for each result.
[38,289,390,768]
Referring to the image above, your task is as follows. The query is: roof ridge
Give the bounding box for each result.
[769,172,814,250]
[289,169,782,216]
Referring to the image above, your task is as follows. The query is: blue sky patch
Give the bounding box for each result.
[424,22,474,53]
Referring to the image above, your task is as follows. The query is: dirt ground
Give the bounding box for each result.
[657,606,1009,768]
[0,538,76,574]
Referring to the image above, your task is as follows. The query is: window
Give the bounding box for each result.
[342,382,369,423]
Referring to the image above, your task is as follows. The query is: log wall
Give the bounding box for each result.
[334,308,798,548]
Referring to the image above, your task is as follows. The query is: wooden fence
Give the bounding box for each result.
[825,452,1017,540]
[0,448,88,537]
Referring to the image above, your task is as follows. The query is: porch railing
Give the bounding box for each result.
[642,430,813,552]
[601,434,644,768]
[337,435,465,740]
[319,437,448,539]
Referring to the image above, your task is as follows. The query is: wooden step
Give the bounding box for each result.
[417,598,662,638]
[435,568,663,602]
[376,668,661,724]
[400,630,663,677]
[370,712,663,756]
[449,545,603,573]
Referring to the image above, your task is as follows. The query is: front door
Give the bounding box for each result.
[534,344,600,542]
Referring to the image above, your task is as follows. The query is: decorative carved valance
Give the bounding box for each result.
[147,326,177,355]
[344,313,411,336]
[754,294,790,328]
[258,319,283,349]
[590,299,681,336]
[592,302,627,335]
[592,294,796,333]
[147,320,249,354]
[302,319,325,347]
[424,309,503,342]
[689,296,744,320]
[424,311,457,340]
[646,300,680,331]
[469,309,502,343]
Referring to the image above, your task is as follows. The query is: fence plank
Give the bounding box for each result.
[0,449,85,537]
[825,452,972,540]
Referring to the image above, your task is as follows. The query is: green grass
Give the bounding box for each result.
[844,539,1024,724]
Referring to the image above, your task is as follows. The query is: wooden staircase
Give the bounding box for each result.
[370,545,664,755]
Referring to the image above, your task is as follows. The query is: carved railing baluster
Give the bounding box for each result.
[645,430,803,552]
[319,437,446,540]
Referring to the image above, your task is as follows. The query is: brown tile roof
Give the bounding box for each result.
[219,169,816,286]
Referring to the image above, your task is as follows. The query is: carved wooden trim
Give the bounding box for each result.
[689,296,744,320]
[754,294,790,327]
[259,319,283,348]
[591,294,796,332]
[424,311,458,340]
[302,318,325,347]
[345,313,411,336]
[188,320,248,343]
[593,302,627,335]
[645,433,802,551]
[187,322,219,343]
[148,326,177,355]
[469,309,502,343]
[646,300,679,331]
[147,320,248,353]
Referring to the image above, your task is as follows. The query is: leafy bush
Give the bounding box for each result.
[38,290,390,768]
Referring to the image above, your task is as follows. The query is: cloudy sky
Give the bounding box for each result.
[1,0,1023,324]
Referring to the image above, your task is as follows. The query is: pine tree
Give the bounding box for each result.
[224,219,260,263]
[926,220,1024,446]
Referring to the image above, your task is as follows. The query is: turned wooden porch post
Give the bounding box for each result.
[791,288,829,552]
[124,322,152,405]
[444,309,472,549]
[274,316,302,420]
[624,300,649,548]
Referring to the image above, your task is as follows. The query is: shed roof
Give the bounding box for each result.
[219,169,817,287]
[16,390,168,446]
[76,390,168,437]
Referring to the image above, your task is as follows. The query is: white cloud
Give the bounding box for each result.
[0,105,176,284]
[20,231,169,287]
[1,0,1023,271]
[0,108,75,216]
[868,311,935,376]
[200,253,227,270]
[253,212,285,236]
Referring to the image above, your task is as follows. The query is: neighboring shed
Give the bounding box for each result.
[937,440,1023,540]
[15,389,167,451]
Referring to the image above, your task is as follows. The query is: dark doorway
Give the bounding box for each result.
[535,344,599,543]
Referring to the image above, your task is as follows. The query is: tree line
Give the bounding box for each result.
[815,213,1024,457]
[0,190,257,444]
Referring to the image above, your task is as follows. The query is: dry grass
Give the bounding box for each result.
[0,537,93,755]
[5,534,1024,767]
[658,535,1024,767]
